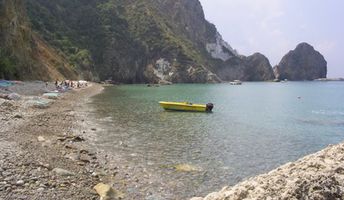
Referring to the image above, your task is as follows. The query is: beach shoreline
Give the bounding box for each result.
[0,82,109,199]
[1,82,173,199]
[1,82,344,200]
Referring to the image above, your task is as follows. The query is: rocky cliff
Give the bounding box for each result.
[0,0,78,80]
[1,0,275,82]
[273,43,327,81]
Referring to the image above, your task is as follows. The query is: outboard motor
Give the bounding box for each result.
[206,103,214,112]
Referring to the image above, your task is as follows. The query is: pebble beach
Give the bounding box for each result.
[1,81,344,200]
[0,82,109,199]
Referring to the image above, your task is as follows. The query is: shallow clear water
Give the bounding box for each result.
[89,82,344,198]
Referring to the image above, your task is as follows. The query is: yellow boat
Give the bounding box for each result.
[159,101,214,112]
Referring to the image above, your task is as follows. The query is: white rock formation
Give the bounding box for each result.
[206,32,238,61]
[153,58,172,81]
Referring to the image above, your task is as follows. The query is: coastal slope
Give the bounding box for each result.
[191,143,344,200]
[1,0,275,82]
[0,0,78,80]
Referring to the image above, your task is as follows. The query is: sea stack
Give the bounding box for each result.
[273,43,327,81]
[243,53,275,81]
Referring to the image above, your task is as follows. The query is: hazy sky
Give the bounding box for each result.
[199,0,344,78]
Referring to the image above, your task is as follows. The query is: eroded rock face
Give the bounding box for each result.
[206,32,238,61]
[274,43,327,81]
[212,53,275,82]
[144,58,221,83]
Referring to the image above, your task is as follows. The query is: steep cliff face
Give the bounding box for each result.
[210,53,274,81]
[0,0,78,80]
[244,53,275,81]
[2,0,275,82]
[274,43,327,81]
[147,0,237,57]
[0,0,270,83]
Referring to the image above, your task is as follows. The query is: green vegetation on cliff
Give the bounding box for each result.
[0,48,18,79]
[25,0,211,82]
[0,0,78,80]
[1,0,275,82]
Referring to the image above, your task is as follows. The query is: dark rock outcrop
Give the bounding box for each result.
[243,53,275,81]
[274,43,327,81]
[212,53,275,81]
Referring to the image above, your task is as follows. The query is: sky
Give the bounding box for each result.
[199,0,344,78]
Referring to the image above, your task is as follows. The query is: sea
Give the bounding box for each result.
[87,81,344,199]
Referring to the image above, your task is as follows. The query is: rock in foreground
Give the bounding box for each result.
[94,183,118,200]
[274,43,327,80]
[192,143,344,200]
[52,168,75,176]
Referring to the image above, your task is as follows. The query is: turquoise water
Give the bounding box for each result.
[90,82,344,199]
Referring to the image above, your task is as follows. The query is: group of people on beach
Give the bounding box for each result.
[55,80,88,90]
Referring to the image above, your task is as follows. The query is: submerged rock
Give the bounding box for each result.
[174,164,200,172]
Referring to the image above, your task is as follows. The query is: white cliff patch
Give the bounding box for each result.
[206,71,221,82]
[153,58,172,81]
[187,66,196,74]
[206,32,238,61]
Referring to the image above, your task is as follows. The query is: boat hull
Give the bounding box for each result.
[159,101,212,112]
[230,80,242,85]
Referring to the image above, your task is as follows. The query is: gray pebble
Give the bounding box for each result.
[16,180,24,186]
[4,176,13,181]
